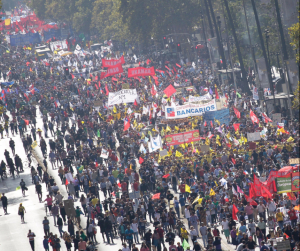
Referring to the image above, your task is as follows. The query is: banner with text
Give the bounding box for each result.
[165,130,201,145]
[102,64,123,78]
[165,99,216,119]
[188,93,211,102]
[128,66,155,78]
[102,55,125,68]
[108,89,139,106]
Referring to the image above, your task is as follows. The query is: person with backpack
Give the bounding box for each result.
[18,203,26,223]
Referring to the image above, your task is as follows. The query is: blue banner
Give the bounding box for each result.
[10,33,41,46]
[44,29,61,41]
[203,108,230,125]
[1,81,15,87]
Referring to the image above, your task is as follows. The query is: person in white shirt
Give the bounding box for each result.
[122,243,130,251]
[267,199,277,217]
[221,218,230,242]
[190,226,198,243]
[131,220,139,244]
[117,214,124,225]
[185,206,191,226]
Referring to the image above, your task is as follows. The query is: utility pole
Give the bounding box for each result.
[207,0,227,70]
[242,0,264,112]
[250,0,275,108]
[203,0,214,38]
[274,0,293,119]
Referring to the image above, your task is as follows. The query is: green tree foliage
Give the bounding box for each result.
[119,0,202,43]
[288,18,299,63]
[91,0,129,41]
[292,81,299,109]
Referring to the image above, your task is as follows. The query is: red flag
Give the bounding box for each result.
[232,204,239,220]
[261,112,272,123]
[24,93,29,101]
[151,85,157,96]
[210,121,213,127]
[287,192,296,200]
[250,109,259,124]
[152,193,160,200]
[162,174,170,178]
[54,101,58,108]
[233,123,240,131]
[152,76,159,85]
[231,158,236,165]
[71,74,75,79]
[134,100,138,106]
[105,84,109,95]
[100,72,106,80]
[117,183,121,188]
[165,65,170,71]
[95,84,98,90]
[24,120,29,125]
[139,157,144,164]
[78,89,80,95]
[112,77,118,81]
[204,121,207,127]
[261,185,273,199]
[244,194,258,206]
[176,63,181,68]
[215,87,219,99]
[65,179,69,186]
[101,56,125,67]
[95,162,98,167]
[124,118,130,131]
[163,84,176,97]
[226,143,232,148]
[30,89,35,95]
[53,86,57,90]
[233,107,240,119]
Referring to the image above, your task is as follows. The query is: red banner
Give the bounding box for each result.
[102,56,125,68]
[102,64,124,78]
[127,66,155,78]
[165,130,201,146]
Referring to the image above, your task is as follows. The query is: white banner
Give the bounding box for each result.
[247,132,261,142]
[188,93,211,102]
[107,89,139,106]
[165,99,217,119]
[50,40,68,51]
[100,148,109,159]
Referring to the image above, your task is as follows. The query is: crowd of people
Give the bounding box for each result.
[0,21,299,251]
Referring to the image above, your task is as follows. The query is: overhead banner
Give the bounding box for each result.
[253,86,259,100]
[50,40,68,51]
[165,130,201,145]
[291,171,300,192]
[188,93,211,103]
[102,64,123,79]
[128,66,155,78]
[102,56,125,68]
[165,99,216,119]
[275,177,291,194]
[108,89,139,106]
[203,108,230,126]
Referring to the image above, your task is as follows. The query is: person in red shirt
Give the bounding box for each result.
[156,225,165,247]
[179,182,186,196]
[121,181,128,193]
[287,207,298,227]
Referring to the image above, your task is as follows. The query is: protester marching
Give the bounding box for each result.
[0,3,299,251]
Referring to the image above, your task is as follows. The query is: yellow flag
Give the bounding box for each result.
[205,138,210,146]
[141,132,145,139]
[158,154,162,163]
[215,119,220,126]
[235,130,239,135]
[185,184,191,193]
[226,132,231,139]
[185,143,188,147]
[214,181,218,187]
[149,76,152,83]
[216,135,220,140]
[166,125,172,132]
[192,122,195,129]
[168,149,172,157]
[175,126,179,131]
[216,139,221,146]
[133,120,137,128]
[152,128,156,132]
[180,144,185,149]
[113,106,117,113]
[286,136,294,143]
[175,151,183,157]
[209,188,216,196]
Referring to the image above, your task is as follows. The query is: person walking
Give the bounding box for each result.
[57,215,64,238]
[20,179,27,196]
[1,193,8,214]
[27,229,36,251]
[18,203,26,223]
[43,217,50,237]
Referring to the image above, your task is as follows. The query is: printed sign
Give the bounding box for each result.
[276,240,291,251]
[291,171,300,192]
[253,86,259,100]
[203,108,230,126]
[100,148,109,159]
[165,99,216,119]
[247,132,261,142]
[50,40,68,51]
[272,113,281,126]
[188,93,211,102]
[108,89,139,106]
[165,130,201,146]
[275,177,291,194]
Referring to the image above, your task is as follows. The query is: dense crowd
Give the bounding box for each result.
[0,28,299,251]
